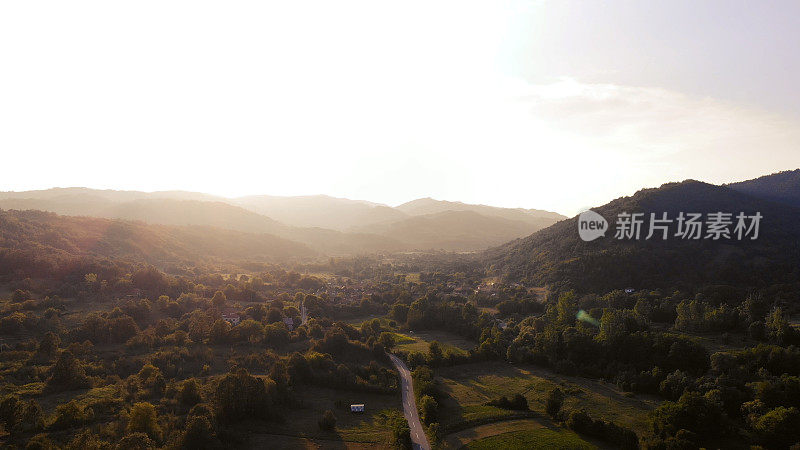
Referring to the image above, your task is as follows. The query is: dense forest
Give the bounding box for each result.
[488,180,800,292]
[2,249,800,448]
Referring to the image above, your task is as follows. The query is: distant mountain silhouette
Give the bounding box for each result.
[0,187,225,203]
[728,169,800,207]
[355,210,557,251]
[235,194,407,230]
[0,209,314,271]
[396,197,565,224]
[0,194,402,255]
[487,180,800,292]
[0,188,563,254]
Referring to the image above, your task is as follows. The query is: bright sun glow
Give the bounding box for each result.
[1,1,799,215]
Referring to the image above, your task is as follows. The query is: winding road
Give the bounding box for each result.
[388,353,431,450]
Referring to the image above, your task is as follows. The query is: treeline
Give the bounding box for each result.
[0,262,414,448]
[380,280,800,448]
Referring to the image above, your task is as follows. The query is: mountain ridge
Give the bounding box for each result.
[0,188,564,253]
[396,197,566,223]
[354,209,558,252]
[487,178,800,292]
[727,169,800,208]
[0,209,316,278]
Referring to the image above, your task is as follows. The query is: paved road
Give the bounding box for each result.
[388,354,431,450]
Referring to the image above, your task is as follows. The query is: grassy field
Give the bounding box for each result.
[465,427,599,450]
[436,362,658,435]
[478,306,499,315]
[246,433,391,449]
[241,385,401,445]
[653,325,752,353]
[344,314,386,326]
[394,330,476,356]
[443,418,548,448]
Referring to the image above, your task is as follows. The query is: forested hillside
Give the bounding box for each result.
[0,189,564,253]
[0,209,314,280]
[728,169,800,207]
[488,180,800,292]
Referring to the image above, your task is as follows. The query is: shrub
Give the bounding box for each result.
[566,409,638,449]
[651,391,724,441]
[753,406,800,448]
[126,402,161,441]
[318,409,336,431]
[24,433,57,450]
[181,414,220,449]
[45,351,90,393]
[214,368,279,423]
[487,393,529,411]
[419,395,438,425]
[116,432,156,450]
[65,430,109,450]
[545,388,565,418]
[49,401,93,430]
[179,379,203,406]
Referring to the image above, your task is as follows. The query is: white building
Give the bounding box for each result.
[222,313,240,326]
[350,404,365,413]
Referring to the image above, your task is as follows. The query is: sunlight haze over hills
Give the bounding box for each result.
[2,1,799,215]
[3,2,800,449]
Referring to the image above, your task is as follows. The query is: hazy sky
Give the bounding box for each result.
[1,1,799,215]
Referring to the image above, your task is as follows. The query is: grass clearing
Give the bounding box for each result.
[394,330,475,356]
[344,315,386,326]
[652,323,752,353]
[242,385,401,444]
[478,306,499,315]
[246,433,390,449]
[388,332,414,344]
[436,362,658,435]
[444,418,546,448]
[465,427,598,450]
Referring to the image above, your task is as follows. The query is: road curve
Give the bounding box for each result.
[388,353,431,450]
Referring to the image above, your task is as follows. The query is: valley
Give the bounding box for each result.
[1,169,800,449]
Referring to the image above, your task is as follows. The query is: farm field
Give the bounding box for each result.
[344,314,387,326]
[241,385,402,444]
[442,418,591,449]
[393,330,476,356]
[435,362,659,436]
[464,426,599,450]
[246,433,391,449]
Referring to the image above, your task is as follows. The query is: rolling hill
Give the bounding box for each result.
[0,209,315,278]
[487,180,800,292]
[0,188,565,254]
[0,196,286,234]
[396,197,565,224]
[728,169,800,208]
[355,210,554,251]
[0,194,405,255]
[0,187,225,203]
[235,194,408,230]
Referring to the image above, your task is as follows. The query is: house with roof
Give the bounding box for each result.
[222,309,240,326]
[350,404,365,413]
